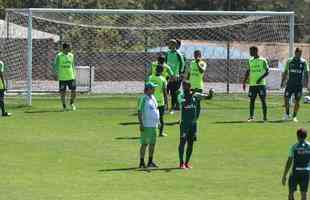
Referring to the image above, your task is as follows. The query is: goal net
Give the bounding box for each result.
[1,9,294,105]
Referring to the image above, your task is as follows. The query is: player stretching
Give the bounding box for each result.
[148,65,168,137]
[282,128,310,200]
[53,43,77,111]
[178,81,213,169]
[281,48,309,122]
[0,61,11,117]
[138,83,160,168]
[188,50,207,118]
[243,46,269,122]
[165,39,185,114]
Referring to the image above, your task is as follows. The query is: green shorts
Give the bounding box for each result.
[140,127,157,145]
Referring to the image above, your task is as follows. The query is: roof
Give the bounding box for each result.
[0,19,59,41]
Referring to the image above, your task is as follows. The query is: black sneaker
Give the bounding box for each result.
[147,162,158,168]
[139,161,146,168]
[2,112,12,117]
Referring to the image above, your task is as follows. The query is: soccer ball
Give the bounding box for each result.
[304,96,310,104]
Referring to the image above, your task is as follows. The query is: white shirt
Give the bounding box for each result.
[138,94,160,128]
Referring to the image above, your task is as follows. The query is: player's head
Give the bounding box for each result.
[62,43,71,54]
[194,50,202,60]
[295,48,302,58]
[182,80,191,92]
[156,64,164,76]
[168,39,177,50]
[249,46,258,57]
[297,128,308,141]
[144,82,157,95]
[157,54,165,64]
[176,39,181,50]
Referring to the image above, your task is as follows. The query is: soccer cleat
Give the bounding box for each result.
[293,117,298,122]
[185,163,193,169]
[179,163,186,169]
[247,117,255,122]
[70,104,76,111]
[159,133,167,137]
[2,112,12,117]
[147,162,158,168]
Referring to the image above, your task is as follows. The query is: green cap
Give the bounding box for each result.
[145,82,158,89]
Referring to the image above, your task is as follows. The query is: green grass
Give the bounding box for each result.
[1,94,310,200]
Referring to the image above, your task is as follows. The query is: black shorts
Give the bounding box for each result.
[285,85,303,100]
[180,122,197,141]
[167,79,182,93]
[248,85,266,99]
[59,80,76,92]
[0,89,4,101]
[289,172,310,192]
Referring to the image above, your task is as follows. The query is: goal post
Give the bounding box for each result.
[2,9,295,106]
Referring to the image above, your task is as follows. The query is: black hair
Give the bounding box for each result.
[295,48,302,53]
[297,128,308,140]
[157,54,165,63]
[63,43,70,49]
[249,46,258,52]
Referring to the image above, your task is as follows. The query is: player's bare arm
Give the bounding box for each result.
[243,69,250,91]
[138,111,144,131]
[282,157,293,186]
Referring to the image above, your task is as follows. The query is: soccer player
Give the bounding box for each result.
[148,65,168,137]
[281,48,309,122]
[178,80,213,169]
[282,128,310,200]
[147,54,173,80]
[0,61,11,117]
[165,39,185,114]
[53,43,77,111]
[138,82,160,168]
[242,46,269,122]
[188,50,207,118]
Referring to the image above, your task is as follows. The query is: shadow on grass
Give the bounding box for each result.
[119,121,180,126]
[24,109,61,114]
[98,167,181,173]
[114,136,140,140]
[119,122,140,126]
[214,120,286,124]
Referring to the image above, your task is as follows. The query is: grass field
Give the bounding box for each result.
[1,94,310,200]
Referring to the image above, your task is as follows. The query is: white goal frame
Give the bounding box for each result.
[5,9,295,106]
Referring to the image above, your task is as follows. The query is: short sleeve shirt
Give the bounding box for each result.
[285,57,309,87]
[54,52,76,81]
[138,94,160,128]
[248,57,269,86]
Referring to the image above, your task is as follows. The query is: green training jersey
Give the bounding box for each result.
[165,50,185,76]
[54,52,76,81]
[285,57,309,87]
[289,141,310,171]
[189,59,207,90]
[150,61,173,79]
[248,57,269,86]
[0,61,4,90]
[148,75,167,107]
[178,92,204,125]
